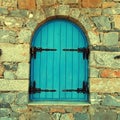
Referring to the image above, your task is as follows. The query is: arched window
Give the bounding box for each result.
[29,19,89,102]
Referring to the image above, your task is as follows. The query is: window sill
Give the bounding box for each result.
[28,101,90,106]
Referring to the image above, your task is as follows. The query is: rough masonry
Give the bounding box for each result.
[0,0,120,120]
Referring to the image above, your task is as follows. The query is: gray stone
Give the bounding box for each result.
[30,112,52,120]
[3,62,18,71]
[0,117,13,120]
[33,10,46,22]
[4,17,23,27]
[79,16,93,31]
[45,7,55,17]
[89,67,99,78]
[118,114,120,120]
[74,113,90,120]
[15,63,29,79]
[52,113,61,120]
[70,8,80,19]
[102,95,120,107]
[0,103,11,108]
[88,31,100,45]
[0,8,8,15]
[90,93,101,104]
[100,32,119,46]
[26,20,38,31]
[4,71,16,80]
[91,111,117,120]
[60,114,73,120]
[103,8,120,15]
[92,16,111,30]
[0,30,17,43]
[56,5,70,15]
[0,93,16,104]
[0,108,11,117]
[11,105,28,113]
[10,10,29,18]
[90,51,120,68]
[15,92,28,105]
[17,29,32,43]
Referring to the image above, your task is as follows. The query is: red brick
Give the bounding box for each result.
[100,69,120,78]
[82,0,102,8]
[18,0,36,10]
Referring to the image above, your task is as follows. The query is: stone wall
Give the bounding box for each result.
[0,0,120,120]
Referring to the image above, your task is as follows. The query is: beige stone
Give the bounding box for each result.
[0,79,29,91]
[90,78,120,93]
[0,43,30,62]
[114,15,120,29]
[102,2,116,8]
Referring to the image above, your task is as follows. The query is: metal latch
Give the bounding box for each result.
[30,47,57,58]
[63,47,90,59]
[29,81,56,94]
[62,81,89,94]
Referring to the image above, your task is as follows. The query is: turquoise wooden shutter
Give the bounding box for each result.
[30,19,89,102]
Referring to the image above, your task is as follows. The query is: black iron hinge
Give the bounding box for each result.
[63,47,90,59]
[62,81,89,94]
[29,81,56,94]
[30,47,57,58]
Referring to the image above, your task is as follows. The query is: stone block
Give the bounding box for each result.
[92,16,111,30]
[56,5,70,16]
[0,103,11,108]
[100,69,120,78]
[69,8,80,19]
[42,0,57,5]
[18,29,32,43]
[0,30,17,43]
[11,105,28,113]
[78,16,93,31]
[88,31,100,45]
[89,67,99,78]
[90,51,120,68]
[15,63,29,79]
[15,92,28,105]
[0,108,11,117]
[0,117,14,120]
[90,78,120,93]
[4,17,23,27]
[52,113,61,120]
[26,20,38,31]
[18,0,36,10]
[30,112,52,120]
[10,10,29,18]
[82,0,102,8]
[100,32,119,46]
[44,7,55,18]
[61,113,74,120]
[114,15,120,29]
[102,2,116,8]
[103,8,120,15]
[0,92,16,104]
[0,64,5,77]
[74,113,90,120]
[50,108,65,113]
[0,43,30,62]
[4,71,16,80]
[2,0,17,8]
[102,95,120,107]
[58,0,78,4]
[91,111,117,120]
[0,8,8,15]
[0,79,29,91]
